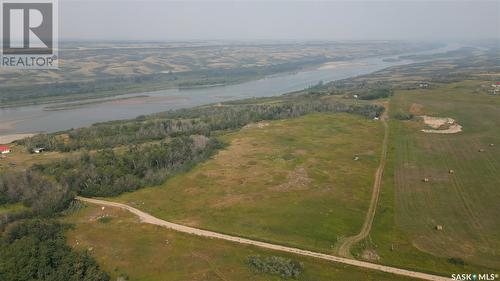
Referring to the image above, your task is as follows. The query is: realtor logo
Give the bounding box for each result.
[1,0,58,68]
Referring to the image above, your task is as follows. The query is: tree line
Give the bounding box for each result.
[0,171,109,281]
[34,136,224,197]
[20,97,383,152]
[0,219,109,281]
[0,171,72,218]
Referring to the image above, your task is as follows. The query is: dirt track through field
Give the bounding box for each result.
[336,108,390,258]
[77,196,448,281]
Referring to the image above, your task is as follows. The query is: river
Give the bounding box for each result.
[0,44,458,139]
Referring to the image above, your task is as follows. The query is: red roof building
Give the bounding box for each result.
[0,146,10,154]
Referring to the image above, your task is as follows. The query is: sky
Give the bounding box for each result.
[59,0,499,41]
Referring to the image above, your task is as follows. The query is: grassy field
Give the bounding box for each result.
[353,80,500,273]
[112,113,384,254]
[63,203,417,281]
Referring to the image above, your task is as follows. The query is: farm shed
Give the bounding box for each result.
[33,147,46,154]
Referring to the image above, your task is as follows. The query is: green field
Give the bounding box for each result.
[112,113,384,253]
[64,203,417,281]
[353,80,500,273]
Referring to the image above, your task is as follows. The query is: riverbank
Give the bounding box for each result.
[0,133,36,144]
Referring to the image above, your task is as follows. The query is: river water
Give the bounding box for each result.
[0,44,457,137]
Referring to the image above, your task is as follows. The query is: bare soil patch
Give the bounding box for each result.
[420,116,462,134]
[361,249,380,261]
[243,121,270,129]
[272,166,312,192]
[409,103,424,115]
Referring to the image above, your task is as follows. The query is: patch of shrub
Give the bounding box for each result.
[248,255,303,279]
[393,112,414,120]
[60,199,86,215]
[359,88,393,100]
[448,257,466,266]
[97,216,112,224]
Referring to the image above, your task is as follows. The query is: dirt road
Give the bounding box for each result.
[336,108,390,258]
[77,196,448,281]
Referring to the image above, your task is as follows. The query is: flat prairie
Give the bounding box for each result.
[114,113,384,254]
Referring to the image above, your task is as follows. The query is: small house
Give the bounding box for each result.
[0,146,10,154]
[423,178,430,182]
[353,94,359,99]
[435,225,443,231]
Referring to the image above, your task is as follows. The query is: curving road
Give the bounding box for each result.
[336,109,390,258]
[77,196,448,281]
